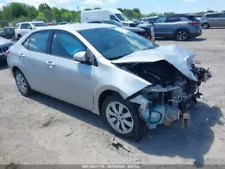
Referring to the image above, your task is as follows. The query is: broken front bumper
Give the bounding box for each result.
[130,67,211,130]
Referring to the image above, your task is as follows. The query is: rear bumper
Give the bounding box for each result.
[189,30,202,38]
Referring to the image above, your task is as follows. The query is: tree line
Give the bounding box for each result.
[0,2,224,27]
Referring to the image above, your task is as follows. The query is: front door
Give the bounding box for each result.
[46,30,95,110]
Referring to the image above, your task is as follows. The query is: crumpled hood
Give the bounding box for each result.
[111,45,197,81]
[0,37,12,46]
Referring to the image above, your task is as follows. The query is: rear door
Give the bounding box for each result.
[18,30,53,94]
[20,23,32,36]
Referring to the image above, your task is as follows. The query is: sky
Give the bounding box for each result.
[0,0,224,14]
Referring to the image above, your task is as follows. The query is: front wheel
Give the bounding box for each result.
[175,30,189,41]
[102,95,146,141]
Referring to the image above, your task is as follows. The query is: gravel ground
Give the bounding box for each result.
[0,29,225,166]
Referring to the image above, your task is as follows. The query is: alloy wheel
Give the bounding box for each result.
[106,102,134,134]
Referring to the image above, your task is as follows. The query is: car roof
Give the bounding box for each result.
[17,21,45,24]
[204,12,225,15]
[34,23,114,31]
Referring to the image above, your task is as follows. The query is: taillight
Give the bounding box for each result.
[5,50,10,56]
[188,22,199,26]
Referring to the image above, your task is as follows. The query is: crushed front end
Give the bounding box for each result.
[125,61,211,129]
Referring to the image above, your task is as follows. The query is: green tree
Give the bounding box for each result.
[62,11,72,22]
[52,7,61,22]
[94,7,101,10]
[38,3,51,12]
[84,8,92,11]
[36,12,47,22]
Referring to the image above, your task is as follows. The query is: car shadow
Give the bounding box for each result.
[156,37,206,42]
[128,103,224,167]
[30,94,224,166]
[0,61,8,70]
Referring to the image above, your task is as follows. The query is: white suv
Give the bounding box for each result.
[15,21,48,40]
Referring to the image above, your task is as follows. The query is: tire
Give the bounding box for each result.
[102,95,146,141]
[202,23,210,29]
[14,70,33,97]
[17,35,22,40]
[175,30,189,41]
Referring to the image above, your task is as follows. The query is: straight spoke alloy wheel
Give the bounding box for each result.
[106,102,134,134]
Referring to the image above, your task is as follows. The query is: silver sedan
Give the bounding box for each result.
[7,24,211,140]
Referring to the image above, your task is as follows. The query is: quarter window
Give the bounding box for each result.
[50,31,86,59]
[22,31,49,53]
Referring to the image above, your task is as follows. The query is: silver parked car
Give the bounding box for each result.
[7,24,211,140]
[201,12,225,29]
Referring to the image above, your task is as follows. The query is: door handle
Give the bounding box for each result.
[46,61,55,68]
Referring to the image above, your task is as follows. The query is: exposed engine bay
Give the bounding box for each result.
[117,60,212,129]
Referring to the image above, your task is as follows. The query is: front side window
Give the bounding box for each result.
[220,13,225,18]
[110,15,119,22]
[115,14,129,21]
[22,31,49,53]
[207,14,220,18]
[51,31,86,59]
[20,23,32,29]
[154,16,167,23]
[79,27,156,60]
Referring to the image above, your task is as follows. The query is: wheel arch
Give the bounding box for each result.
[97,90,123,116]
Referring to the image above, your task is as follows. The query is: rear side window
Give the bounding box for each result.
[50,31,86,59]
[20,23,32,29]
[220,13,225,18]
[207,14,220,18]
[22,31,49,53]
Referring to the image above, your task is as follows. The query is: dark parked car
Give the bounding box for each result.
[88,20,147,37]
[138,14,202,41]
[0,27,15,39]
[0,37,13,63]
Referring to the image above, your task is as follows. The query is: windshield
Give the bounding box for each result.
[115,14,129,21]
[79,27,155,60]
[31,22,48,27]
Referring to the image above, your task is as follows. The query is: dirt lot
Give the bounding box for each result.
[0,29,225,165]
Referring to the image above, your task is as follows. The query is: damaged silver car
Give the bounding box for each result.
[7,24,211,140]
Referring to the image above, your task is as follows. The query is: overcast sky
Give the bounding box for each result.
[0,0,224,13]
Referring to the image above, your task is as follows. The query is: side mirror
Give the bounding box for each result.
[73,51,87,62]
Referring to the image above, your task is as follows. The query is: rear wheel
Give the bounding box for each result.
[175,30,189,41]
[102,95,146,141]
[14,70,33,96]
[202,23,210,29]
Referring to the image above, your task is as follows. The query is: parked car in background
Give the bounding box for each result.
[59,22,69,25]
[81,9,137,27]
[201,12,225,29]
[0,37,12,63]
[15,21,48,40]
[139,16,158,24]
[88,20,147,37]
[0,27,15,39]
[7,24,211,140]
[195,15,203,22]
[138,14,202,41]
